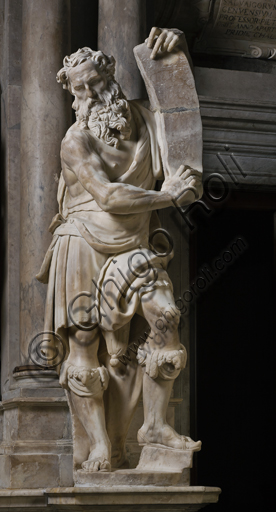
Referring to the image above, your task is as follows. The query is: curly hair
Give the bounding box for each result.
[56,47,116,93]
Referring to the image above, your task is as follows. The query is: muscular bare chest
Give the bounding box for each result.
[63,117,138,199]
[93,131,138,181]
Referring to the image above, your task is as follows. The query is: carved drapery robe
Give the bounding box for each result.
[37,101,173,359]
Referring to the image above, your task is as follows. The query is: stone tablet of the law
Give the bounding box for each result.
[134,42,203,179]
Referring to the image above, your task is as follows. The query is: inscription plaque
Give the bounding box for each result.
[194,0,276,59]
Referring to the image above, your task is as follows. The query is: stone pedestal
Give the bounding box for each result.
[75,446,197,488]
[0,486,221,511]
[75,469,190,487]
[136,445,195,472]
[0,392,73,489]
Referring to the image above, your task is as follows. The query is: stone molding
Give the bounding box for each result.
[195,66,276,187]
[0,486,221,511]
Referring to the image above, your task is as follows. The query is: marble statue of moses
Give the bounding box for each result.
[37,27,203,473]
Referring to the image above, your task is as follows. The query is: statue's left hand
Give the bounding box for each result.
[161,166,203,204]
[146,27,181,59]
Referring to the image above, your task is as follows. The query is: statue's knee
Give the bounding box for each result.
[137,343,187,380]
[74,328,99,345]
[59,360,109,397]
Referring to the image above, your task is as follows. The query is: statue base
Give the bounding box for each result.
[75,446,196,487]
[74,445,198,487]
[137,444,195,471]
[0,486,221,511]
[75,468,190,487]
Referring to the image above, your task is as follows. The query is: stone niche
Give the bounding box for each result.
[6,3,275,512]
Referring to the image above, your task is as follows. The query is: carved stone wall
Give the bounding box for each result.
[194,0,276,59]
[155,0,276,61]
[195,66,276,188]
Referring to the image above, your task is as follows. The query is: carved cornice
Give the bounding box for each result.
[199,95,276,151]
[198,95,276,186]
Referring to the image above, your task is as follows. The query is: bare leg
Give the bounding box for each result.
[99,317,147,468]
[137,287,201,450]
[69,390,111,471]
[139,372,200,449]
[61,327,111,471]
[101,351,143,468]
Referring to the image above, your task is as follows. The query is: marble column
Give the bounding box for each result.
[0,0,73,489]
[0,0,23,399]
[98,0,147,100]
[20,0,71,363]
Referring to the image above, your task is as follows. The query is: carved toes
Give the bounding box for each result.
[81,458,111,472]
[100,459,111,472]
[182,437,202,451]
[82,459,101,472]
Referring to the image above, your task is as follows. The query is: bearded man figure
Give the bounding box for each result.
[37,28,203,475]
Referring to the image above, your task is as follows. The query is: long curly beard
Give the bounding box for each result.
[88,99,132,148]
[73,81,132,148]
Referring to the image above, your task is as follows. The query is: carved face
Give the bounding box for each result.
[68,59,107,103]
[67,58,131,146]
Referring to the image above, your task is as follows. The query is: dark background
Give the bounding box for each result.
[190,194,276,511]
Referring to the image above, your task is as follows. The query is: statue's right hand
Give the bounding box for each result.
[146,27,181,59]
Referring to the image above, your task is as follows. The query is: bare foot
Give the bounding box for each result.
[137,424,201,451]
[81,441,111,472]
[82,458,111,472]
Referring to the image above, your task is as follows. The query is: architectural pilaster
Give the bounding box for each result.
[0,0,73,489]
[20,0,71,364]
[98,0,147,100]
